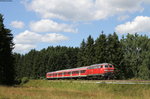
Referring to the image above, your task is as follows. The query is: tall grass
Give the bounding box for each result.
[0,80,150,99]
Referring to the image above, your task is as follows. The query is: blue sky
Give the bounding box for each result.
[0,0,150,53]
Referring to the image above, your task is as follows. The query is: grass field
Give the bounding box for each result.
[0,80,150,99]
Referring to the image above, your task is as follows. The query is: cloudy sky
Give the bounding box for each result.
[0,0,150,53]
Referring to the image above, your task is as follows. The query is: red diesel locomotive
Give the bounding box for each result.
[46,63,115,79]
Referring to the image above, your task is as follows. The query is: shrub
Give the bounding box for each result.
[21,77,29,85]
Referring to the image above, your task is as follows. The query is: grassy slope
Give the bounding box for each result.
[0,80,150,99]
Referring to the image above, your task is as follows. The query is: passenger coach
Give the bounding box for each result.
[46,63,115,80]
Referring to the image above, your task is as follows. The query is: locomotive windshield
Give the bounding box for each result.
[105,65,113,68]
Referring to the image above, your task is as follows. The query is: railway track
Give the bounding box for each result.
[48,80,150,84]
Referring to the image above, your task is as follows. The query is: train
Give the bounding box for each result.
[46,63,115,80]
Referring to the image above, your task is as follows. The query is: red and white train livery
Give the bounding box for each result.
[46,63,115,79]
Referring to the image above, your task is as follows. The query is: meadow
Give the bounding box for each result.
[0,80,150,99]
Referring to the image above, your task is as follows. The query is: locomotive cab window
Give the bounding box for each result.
[105,65,108,68]
[109,65,113,68]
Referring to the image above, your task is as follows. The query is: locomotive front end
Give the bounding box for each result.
[103,64,115,79]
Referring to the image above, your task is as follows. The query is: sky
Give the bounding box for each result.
[0,0,150,53]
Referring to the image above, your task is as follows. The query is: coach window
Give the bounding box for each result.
[75,71,78,74]
[98,66,101,68]
[91,67,94,69]
[73,71,78,74]
[95,66,98,69]
[59,73,62,76]
[88,67,93,69]
[81,70,86,73]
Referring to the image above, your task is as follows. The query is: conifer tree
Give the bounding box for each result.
[77,39,86,66]
[84,35,95,65]
[94,33,107,63]
[0,14,15,85]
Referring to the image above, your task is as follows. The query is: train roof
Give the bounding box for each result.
[47,66,89,74]
[47,63,113,74]
[90,63,113,66]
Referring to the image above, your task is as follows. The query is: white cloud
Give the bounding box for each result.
[14,44,36,53]
[10,21,25,29]
[41,33,69,43]
[144,0,150,4]
[14,30,41,44]
[115,16,150,34]
[24,0,145,21]
[14,30,68,53]
[30,19,77,33]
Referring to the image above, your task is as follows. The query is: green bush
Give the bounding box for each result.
[15,78,21,85]
[21,77,29,85]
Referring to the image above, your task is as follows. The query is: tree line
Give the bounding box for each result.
[0,14,150,85]
[14,33,150,80]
